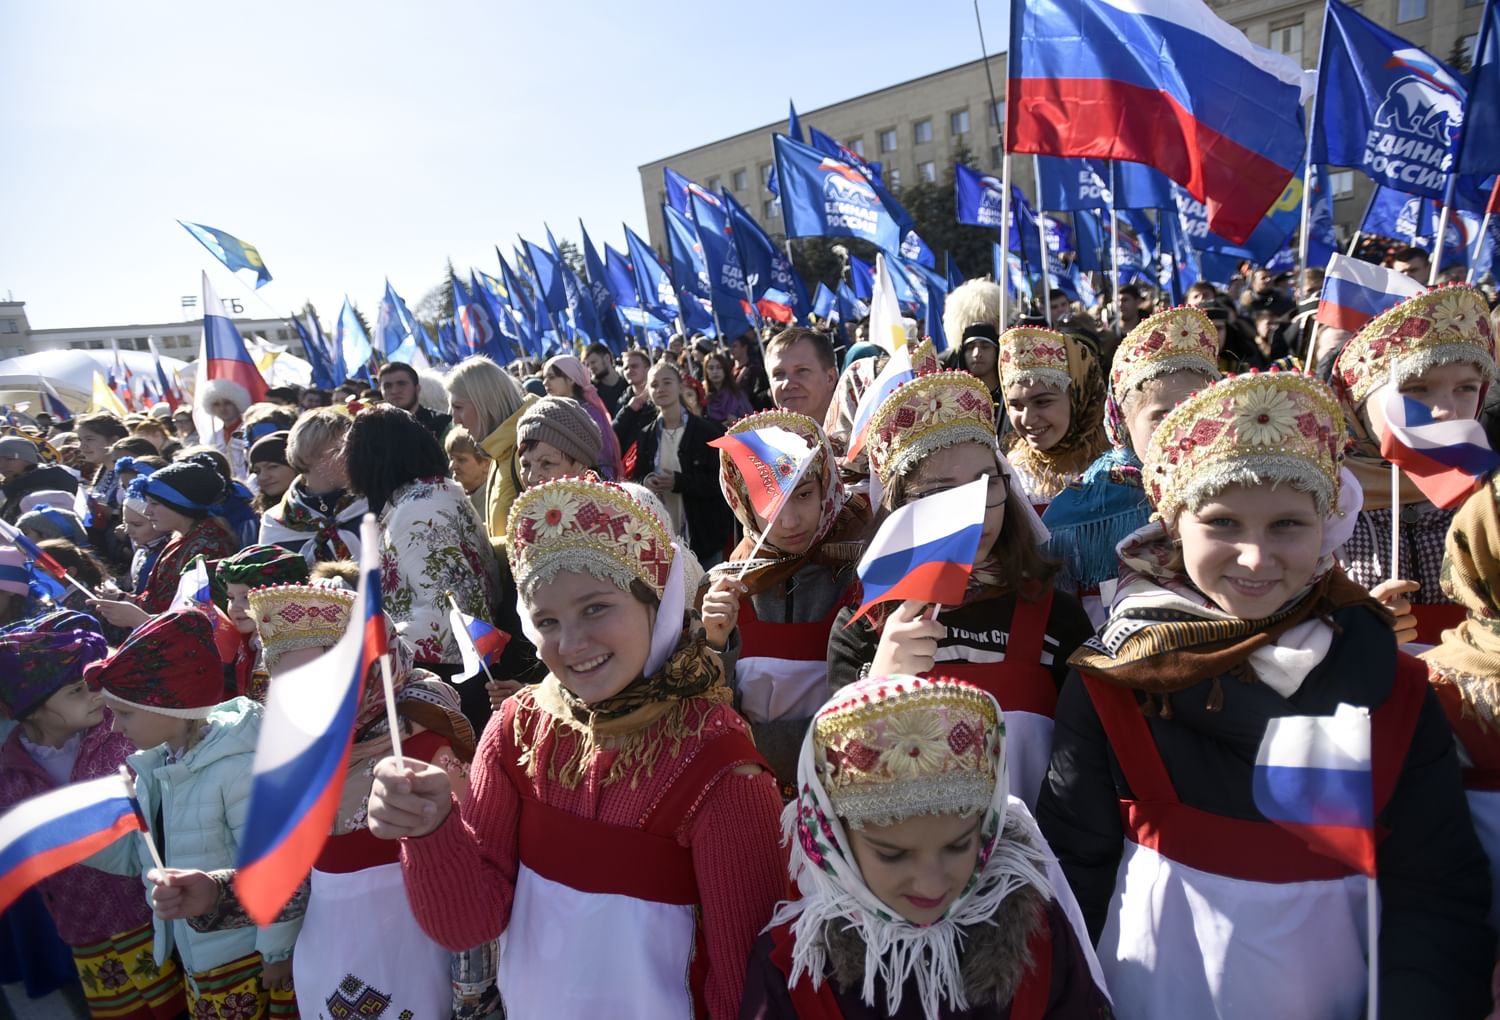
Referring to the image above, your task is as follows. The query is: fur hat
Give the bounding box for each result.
[516,396,602,470]
[197,378,252,419]
[943,280,1001,349]
[85,609,227,719]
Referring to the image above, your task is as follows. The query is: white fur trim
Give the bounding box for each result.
[197,378,251,416]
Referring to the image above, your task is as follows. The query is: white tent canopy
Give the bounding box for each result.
[0,349,190,412]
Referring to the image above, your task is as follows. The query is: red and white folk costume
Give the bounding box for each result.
[398,478,785,1019]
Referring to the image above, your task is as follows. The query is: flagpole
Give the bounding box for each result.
[1468,179,1500,284]
[121,767,167,873]
[1108,163,1121,318]
[1427,174,1458,286]
[1389,367,1401,585]
[1350,186,1379,256]
[999,154,1014,327]
[380,653,404,768]
[1367,875,1380,1020]
[1034,157,1054,324]
[1297,89,1318,275]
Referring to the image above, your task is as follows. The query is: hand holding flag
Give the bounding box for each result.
[849,477,989,625]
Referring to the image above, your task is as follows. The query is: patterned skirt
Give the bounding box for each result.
[72,922,184,1020]
[186,952,297,1020]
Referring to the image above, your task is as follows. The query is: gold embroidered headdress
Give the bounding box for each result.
[1334,284,1495,407]
[865,342,997,491]
[1111,307,1222,407]
[507,477,674,601]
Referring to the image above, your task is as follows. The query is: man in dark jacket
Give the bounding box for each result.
[0,435,79,524]
[378,362,452,441]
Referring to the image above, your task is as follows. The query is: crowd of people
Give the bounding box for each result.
[1,259,1498,1019]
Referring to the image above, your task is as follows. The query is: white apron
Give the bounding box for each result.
[294,863,450,1020]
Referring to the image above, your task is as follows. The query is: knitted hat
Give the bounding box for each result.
[997,326,1073,392]
[0,545,27,597]
[18,490,76,514]
[141,454,228,516]
[507,477,673,601]
[0,436,40,465]
[248,430,290,467]
[516,396,601,469]
[247,583,356,668]
[399,678,476,763]
[1333,284,1496,406]
[0,628,108,720]
[84,609,226,719]
[1111,307,1222,408]
[217,544,310,590]
[942,279,1001,349]
[1144,370,1344,521]
[812,675,1001,829]
[865,342,997,490]
[960,323,999,347]
[16,505,87,546]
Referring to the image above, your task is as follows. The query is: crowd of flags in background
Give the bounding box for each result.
[144,0,1500,415]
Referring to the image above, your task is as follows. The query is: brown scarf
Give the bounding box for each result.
[729,500,870,596]
[515,615,733,789]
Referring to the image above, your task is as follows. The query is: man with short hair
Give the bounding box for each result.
[1048,289,1072,325]
[612,348,656,445]
[585,342,628,415]
[1185,281,1218,309]
[1112,284,1145,335]
[765,327,838,423]
[378,361,451,441]
[0,435,78,524]
[1393,245,1431,284]
[1244,267,1294,318]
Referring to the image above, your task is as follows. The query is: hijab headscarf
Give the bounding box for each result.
[545,355,625,480]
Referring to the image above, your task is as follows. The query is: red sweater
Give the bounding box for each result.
[400,690,786,1019]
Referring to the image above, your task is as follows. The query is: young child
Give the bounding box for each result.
[83,608,302,1018]
[1043,308,1222,625]
[444,424,492,518]
[996,327,1109,511]
[1039,371,1494,1019]
[827,351,1093,811]
[121,478,170,595]
[0,615,186,1020]
[216,544,310,702]
[1332,284,1496,647]
[701,409,869,795]
[741,676,1112,1018]
[366,477,786,1019]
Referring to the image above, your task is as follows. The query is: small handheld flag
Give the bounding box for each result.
[235,515,386,926]
[169,556,213,610]
[849,477,988,625]
[1377,384,1500,509]
[708,427,817,524]
[0,772,143,915]
[846,345,914,459]
[447,592,510,684]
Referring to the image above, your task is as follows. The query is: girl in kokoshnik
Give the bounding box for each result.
[1038,370,1495,1020]
[148,586,486,1020]
[216,545,309,703]
[700,409,871,796]
[83,609,303,1020]
[1042,308,1222,626]
[740,676,1113,1020]
[826,345,1094,812]
[1331,283,1497,648]
[996,326,1109,512]
[1421,471,1500,944]
[365,476,786,1020]
[0,615,186,1020]
[88,454,240,627]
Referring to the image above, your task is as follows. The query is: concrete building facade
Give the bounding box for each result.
[0,300,293,363]
[639,0,1485,256]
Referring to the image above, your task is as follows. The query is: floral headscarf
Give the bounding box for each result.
[998,332,1109,501]
[773,676,1052,1017]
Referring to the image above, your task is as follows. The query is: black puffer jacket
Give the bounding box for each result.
[629,411,732,567]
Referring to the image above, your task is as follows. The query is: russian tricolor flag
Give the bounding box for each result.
[1007,0,1312,244]
[0,773,143,915]
[1252,704,1376,877]
[846,344,914,459]
[1378,386,1500,509]
[196,271,268,412]
[849,476,988,625]
[710,426,817,522]
[39,377,72,422]
[1316,254,1427,333]
[235,516,385,926]
[449,604,510,683]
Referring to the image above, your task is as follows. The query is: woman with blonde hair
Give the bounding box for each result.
[445,356,537,542]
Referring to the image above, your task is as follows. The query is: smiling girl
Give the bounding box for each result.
[1039,371,1493,1019]
[827,349,1093,811]
[996,327,1109,511]
[1332,285,1496,647]
[365,477,784,1019]
[740,675,1111,1019]
[701,410,870,794]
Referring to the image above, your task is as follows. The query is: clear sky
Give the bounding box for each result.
[1,1,1008,331]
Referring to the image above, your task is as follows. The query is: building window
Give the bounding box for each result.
[1268,20,1303,63]
[849,137,865,157]
[1330,170,1355,198]
[879,128,898,153]
[990,100,1005,126]
[69,341,84,350]
[732,169,747,191]
[88,340,104,349]
[913,119,933,145]
[1459,33,1479,64]
[763,198,777,219]
[950,109,970,136]
[0,319,16,334]
[760,162,772,188]
[707,176,720,192]
[1468,0,1483,7]
[1397,0,1425,21]
[276,328,290,341]
[919,161,937,183]
[888,167,902,188]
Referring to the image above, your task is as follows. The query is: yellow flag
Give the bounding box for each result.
[90,371,127,415]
